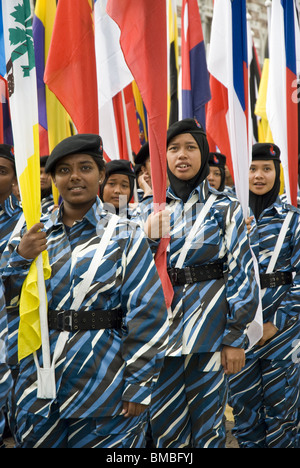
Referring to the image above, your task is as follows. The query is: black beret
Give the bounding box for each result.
[105,159,136,179]
[208,152,226,167]
[134,142,149,165]
[252,143,281,161]
[45,134,104,173]
[0,144,15,165]
[167,118,206,146]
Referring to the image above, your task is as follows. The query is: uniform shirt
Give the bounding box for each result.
[0,197,169,419]
[0,278,12,409]
[248,198,300,359]
[0,194,23,258]
[138,180,259,356]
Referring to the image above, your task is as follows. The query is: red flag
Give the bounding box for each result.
[44,0,98,134]
[206,75,234,178]
[107,0,173,308]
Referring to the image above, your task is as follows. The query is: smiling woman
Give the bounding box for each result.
[0,133,169,448]
[51,154,104,226]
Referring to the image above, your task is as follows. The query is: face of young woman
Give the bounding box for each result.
[249,160,276,195]
[0,157,17,203]
[102,174,131,208]
[167,133,201,180]
[207,166,222,190]
[52,153,103,207]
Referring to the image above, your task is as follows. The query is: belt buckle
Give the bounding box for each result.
[56,310,73,332]
[269,272,276,288]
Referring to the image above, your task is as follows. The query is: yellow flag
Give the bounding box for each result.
[255,58,284,194]
[254,59,274,144]
[18,251,51,361]
[2,0,51,361]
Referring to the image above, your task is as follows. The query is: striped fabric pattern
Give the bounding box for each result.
[0,198,169,419]
[139,180,259,357]
[0,278,12,409]
[0,194,23,258]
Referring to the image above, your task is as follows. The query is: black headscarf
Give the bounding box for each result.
[166,118,210,202]
[249,143,281,220]
[99,159,136,206]
[208,152,226,191]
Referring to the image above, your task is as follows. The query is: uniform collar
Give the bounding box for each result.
[46,196,105,229]
[166,179,213,204]
[0,193,22,217]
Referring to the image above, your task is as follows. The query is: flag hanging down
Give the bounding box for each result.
[94,0,138,161]
[1,0,51,363]
[32,0,49,156]
[33,0,73,155]
[0,8,13,145]
[266,0,300,207]
[107,0,174,309]
[207,0,251,216]
[34,0,73,204]
[167,0,179,126]
[248,38,261,143]
[181,0,211,129]
[44,0,99,135]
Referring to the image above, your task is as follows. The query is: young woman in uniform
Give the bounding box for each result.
[140,118,259,448]
[0,133,169,448]
[229,143,300,448]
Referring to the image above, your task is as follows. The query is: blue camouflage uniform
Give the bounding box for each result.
[0,197,169,448]
[138,179,259,447]
[229,198,300,448]
[0,193,23,443]
[0,194,23,258]
[0,277,13,447]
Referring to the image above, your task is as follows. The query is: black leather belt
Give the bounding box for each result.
[260,271,293,289]
[168,263,224,286]
[48,308,123,332]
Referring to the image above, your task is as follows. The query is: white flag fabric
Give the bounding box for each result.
[94,0,133,160]
[266,0,300,206]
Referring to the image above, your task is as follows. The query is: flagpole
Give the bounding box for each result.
[36,254,51,370]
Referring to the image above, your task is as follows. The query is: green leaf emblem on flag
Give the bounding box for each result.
[8,1,34,83]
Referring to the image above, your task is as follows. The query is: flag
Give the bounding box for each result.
[34,0,73,154]
[207,0,251,215]
[266,0,300,206]
[255,59,274,143]
[34,0,73,203]
[167,0,179,126]
[44,0,99,135]
[32,1,49,156]
[107,0,174,309]
[112,85,141,160]
[132,80,148,145]
[181,0,211,129]
[1,0,51,362]
[248,38,261,143]
[0,10,12,145]
[94,0,138,161]
[0,75,13,145]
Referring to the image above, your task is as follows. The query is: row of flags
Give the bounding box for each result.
[0,0,299,393]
